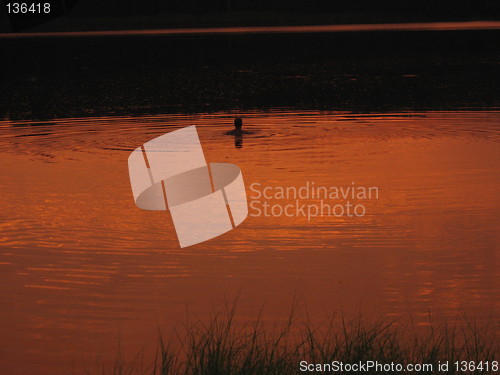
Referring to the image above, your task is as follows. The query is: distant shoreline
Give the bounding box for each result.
[1,20,499,39]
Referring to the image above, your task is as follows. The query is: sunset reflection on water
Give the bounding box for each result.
[0,110,498,374]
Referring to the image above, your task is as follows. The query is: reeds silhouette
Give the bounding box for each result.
[103,300,498,375]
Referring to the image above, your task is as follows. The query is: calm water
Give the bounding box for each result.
[0,111,499,374]
[1,21,499,38]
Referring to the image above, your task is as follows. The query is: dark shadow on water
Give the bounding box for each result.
[234,133,243,148]
[1,29,499,120]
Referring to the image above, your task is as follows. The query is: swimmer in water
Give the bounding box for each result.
[226,117,253,135]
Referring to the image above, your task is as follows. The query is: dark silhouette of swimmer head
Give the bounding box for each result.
[234,117,243,130]
[225,117,252,144]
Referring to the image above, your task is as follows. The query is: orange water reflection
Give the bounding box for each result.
[1,21,499,39]
[0,111,498,374]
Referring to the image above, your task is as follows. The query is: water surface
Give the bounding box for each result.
[1,21,499,38]
[0,111,498,374]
